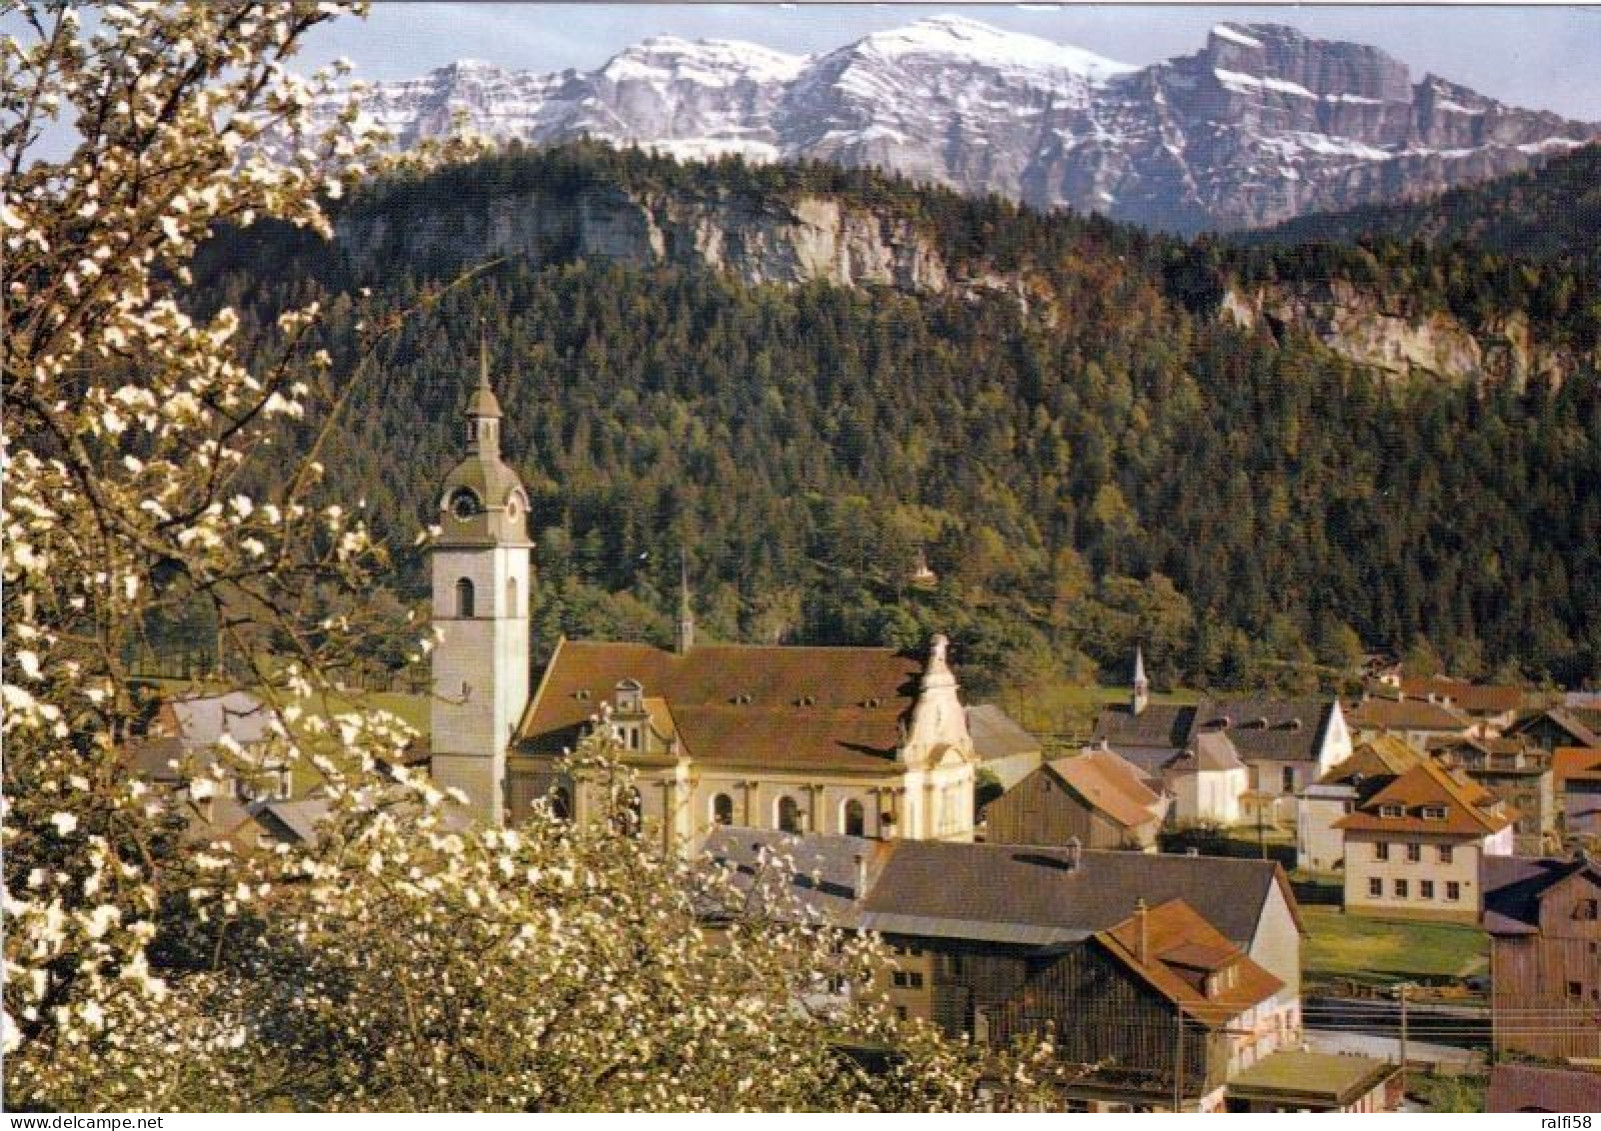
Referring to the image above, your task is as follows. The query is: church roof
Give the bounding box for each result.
[1095,696,1339,766]
[515,639,924,772]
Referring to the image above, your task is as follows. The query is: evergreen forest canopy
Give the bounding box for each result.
[187,142,1601,695]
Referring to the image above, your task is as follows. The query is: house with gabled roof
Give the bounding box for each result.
[1344,693,1472,749]
[1295,735,1421,876]
[1554,747,1601,845]
[985,748,1170,851]
[1334,757,1515,922]
[1093,674,1351,828]
[1512,706,1601,753]
[987,897,1295,1112]
[1163,731,1250,827]
[1482,854,1601,1062]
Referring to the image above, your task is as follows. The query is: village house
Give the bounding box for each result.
[1294,736,1421,877]
[703,833,1395,1112]
[1392,674,1529,735]
[1482,854,1601,1062]
[1430,736,1557,855]
[126,690,330,850]
[984,747,1169,851]
[1343,693,1472,750]
[1093,659,1351,829]
[1511,705,1601,753]
[1334,757,1515,923]
[1554,746,1601,845]
[1162,731,1250,828]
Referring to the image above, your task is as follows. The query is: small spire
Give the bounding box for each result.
[1132,646,1149,717]
[674,550,695,655]
[478,318,491,393]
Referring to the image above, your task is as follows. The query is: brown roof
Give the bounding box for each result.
[1334,757,1513,837]
[1048,749,1164,830]
[1319,736,1422,786]
[1399,676,1525,714]
[1482,854,1601,935]
[1554,746,1601,786]
[1096,899,1283,1027]
[1515,708,1601,748]
[1346,697,1469,733]
[857,842,1301,948]
[517,638,923,769]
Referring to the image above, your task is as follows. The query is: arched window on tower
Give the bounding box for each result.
[550,785,572,821]
[843,798,865,837]
[712,793,734,826]
[455,577,475,618]
[506,575,518,619]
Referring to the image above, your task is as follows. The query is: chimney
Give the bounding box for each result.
[854,852,867,899]
[1135,898,1149,966]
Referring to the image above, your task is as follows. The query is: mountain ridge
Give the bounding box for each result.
[318,15,1599,233]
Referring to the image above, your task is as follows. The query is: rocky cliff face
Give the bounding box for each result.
[1220,280,1584,388]
[337,185,951,292]
[320,16,1599,234]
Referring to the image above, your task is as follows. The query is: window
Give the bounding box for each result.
[1421,805,1447,821]
[1379,804,1404,818]
[1375,842,1390,862]
[455,577,475,618]
[843,798,865,837]
[712,793,734,826]
[1446,881,1461,901]
[777,795,801,834]
[1567,982,1584,1001]
[550,786,572,821]
[1420,880,1435,900]
[615,787,642,838]
[1282,766,1297,793]
[1394,879,1409,898]
[907,972,925,989]
[892,971,909,988]
[1576,899,1599,921]
[1439,845,1454,864]
[895,1006,907,1022]
[1406,843,1422,863]
[1369,878,1383,898]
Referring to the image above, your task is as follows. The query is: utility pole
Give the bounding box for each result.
[1173,1013,1184,1112]
[1396,982,1412,1100]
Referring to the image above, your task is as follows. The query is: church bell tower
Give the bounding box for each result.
[428,329,533,825]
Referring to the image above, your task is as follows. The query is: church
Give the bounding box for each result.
[427,349,980,850]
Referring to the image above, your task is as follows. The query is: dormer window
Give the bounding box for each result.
[1421,805,1447,821]
[1379,804,1404,818]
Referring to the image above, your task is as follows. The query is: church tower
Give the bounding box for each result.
[674,554,695,655]
[1132,646,1149,717]
[429,330,532,825]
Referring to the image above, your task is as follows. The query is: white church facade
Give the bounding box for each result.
[427,349,980,849]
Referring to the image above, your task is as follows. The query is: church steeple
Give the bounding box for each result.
[675,553,695,655]
[1132,646,1149,717]
[465,320,503,458]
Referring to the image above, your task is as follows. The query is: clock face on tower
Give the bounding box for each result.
[449,487,481,521]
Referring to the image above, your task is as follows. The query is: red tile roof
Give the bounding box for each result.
[1097,898,1284,1028]
[1048,749,1164,830]
[1554,746,1601,786]
[1398,677,1525,714]
[1334,757,1513,837]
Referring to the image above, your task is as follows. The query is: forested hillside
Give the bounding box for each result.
[187,144,1601,693]
[1244,143,1601,272]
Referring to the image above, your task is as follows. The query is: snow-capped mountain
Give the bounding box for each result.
[325,15,1598,233]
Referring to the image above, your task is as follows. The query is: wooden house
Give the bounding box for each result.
[985,748,1169,851]
[1482,854,1601,1062]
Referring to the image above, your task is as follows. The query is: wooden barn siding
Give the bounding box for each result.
[988,944,1221,1096]
[1492,875,1601,1060]
[986,775,1126,849]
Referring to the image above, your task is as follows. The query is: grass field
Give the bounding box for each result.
[1301,904,1489,984]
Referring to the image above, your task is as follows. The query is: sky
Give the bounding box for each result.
[292,3,1601,121]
